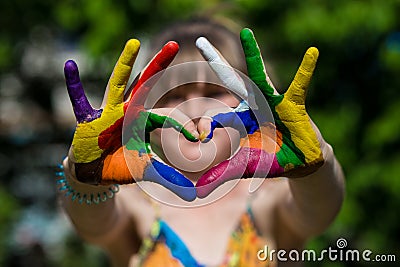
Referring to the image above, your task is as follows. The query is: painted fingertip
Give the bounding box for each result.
[240,28,260,58]
[179,126,199,142]
[158,41,180,67]
[202,119,219,142]
[148,41,179,71]
[198,131,209,142]
[163,41,180,55]
[240,28,254,40]
[195,36,210,50]
[307,47,319,59]
[64,60,80,85]
[125,39,141,51]
[196,183,215,199]
[64,59,77,70]
[196,164,229,198]
[121,39,141,66]
[191,130,200,140]
[196,37,219,62]
[202,128,215,143]
[302,47,319,72]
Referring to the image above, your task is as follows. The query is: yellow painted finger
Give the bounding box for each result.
[286,47,319,105]
[107,39,140,107]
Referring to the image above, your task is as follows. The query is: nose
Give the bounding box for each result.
[177,94,207,124]
[191,117,200,125]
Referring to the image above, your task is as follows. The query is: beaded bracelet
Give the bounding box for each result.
[56,164,119,205]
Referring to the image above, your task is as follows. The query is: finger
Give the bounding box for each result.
[196,148,247,198]
[197,106,234,141]
[285,47,319,105]
[106,39,140,107]
[123,72,140,101]
[127,41,179,106]
[201,110,259,142]
[64,60,98,123]
[149,108,199,139]
[240,28,275,97]
[196,37,248,101]
[143,158,196,201]
[196,147,281,198]
[146,112,198,142]
[197,116,212,142]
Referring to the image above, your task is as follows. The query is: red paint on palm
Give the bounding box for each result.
[98,117,124,151]
[123,103,145,124]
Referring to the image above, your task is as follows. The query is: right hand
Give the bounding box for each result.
[194,31,324,198]
[64,39,198,201]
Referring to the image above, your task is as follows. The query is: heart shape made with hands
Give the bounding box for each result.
[64,28,323,204]
[150,104,241,176]
[121,58,276,204]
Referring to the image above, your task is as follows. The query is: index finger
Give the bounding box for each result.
[285,47,319,105]
[106,39,140,108]
[195,37,248,101]
[127,41,179,106]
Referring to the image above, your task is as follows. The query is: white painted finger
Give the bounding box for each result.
[196,37,248,101]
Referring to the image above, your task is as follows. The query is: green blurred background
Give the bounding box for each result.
[0,0,399,266]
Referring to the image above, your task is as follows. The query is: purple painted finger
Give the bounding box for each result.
[196,147,283,198]
[64,60,100,123]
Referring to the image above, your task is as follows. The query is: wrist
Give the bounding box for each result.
[57,157,119,205]
[303,141,341,181]
[320,141,335,166]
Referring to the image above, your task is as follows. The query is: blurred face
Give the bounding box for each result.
[150,81,241,181]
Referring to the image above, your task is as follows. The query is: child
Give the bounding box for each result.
[58,19,345,267]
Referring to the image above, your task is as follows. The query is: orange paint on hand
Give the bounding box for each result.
[101,147,151,184]
[239,123,282,153]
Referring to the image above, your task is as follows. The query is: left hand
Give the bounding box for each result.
[64,40,198,201]
[195,29,325,198]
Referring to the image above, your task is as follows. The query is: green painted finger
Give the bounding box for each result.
[107,39,141,107]
[286,47,319,105]
[240,28,275,97]
[146,112,198,142]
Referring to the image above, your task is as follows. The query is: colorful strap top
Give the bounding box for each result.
[136,207,271,267]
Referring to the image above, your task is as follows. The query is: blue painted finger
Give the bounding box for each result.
[203,109,260,142]
[143,159,196,201]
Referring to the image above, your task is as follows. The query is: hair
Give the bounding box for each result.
[149,18,247,73]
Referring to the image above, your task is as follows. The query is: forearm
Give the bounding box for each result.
[59,157,128,245]
[283,142,345,238]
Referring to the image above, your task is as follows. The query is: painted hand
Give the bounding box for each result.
[65,39,198,201]
[195,29,324,198]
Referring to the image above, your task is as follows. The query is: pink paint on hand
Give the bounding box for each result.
[196,147,284,198]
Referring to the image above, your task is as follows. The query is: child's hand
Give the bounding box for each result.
[65,40,198,201]
[195,29,325,198]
